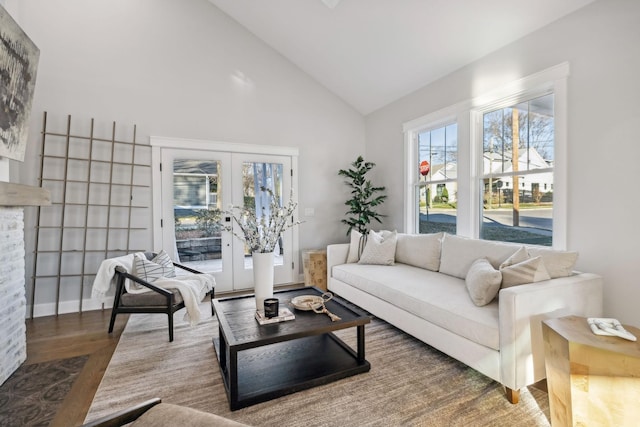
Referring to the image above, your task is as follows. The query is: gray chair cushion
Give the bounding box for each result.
[121,289,183,306]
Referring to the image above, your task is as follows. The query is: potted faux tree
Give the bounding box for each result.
[338,156,387,257]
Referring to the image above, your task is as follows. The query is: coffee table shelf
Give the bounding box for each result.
[212,287,370,410]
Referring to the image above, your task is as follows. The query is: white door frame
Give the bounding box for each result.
[150,136,300,291]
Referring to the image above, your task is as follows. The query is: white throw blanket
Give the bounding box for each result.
[92,253,142,299]
[91,253,215,326]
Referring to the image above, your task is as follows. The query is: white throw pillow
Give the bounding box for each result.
[346,230,364,263]
[151,249,176,278]
[500,256,551,288]
[465,258,502,306]
[358,230,397,266]
[395,232,443,271]
[499,246,530,269]
[134,252,176,283]
[527,247,578,278]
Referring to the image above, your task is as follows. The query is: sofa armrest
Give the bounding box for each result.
[498,272,603,390]
[327,243,349,278]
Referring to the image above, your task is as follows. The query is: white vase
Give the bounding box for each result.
[252,251,275,312]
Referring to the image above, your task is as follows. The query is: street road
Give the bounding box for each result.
[483,208,551,231]
[422,208,552,232]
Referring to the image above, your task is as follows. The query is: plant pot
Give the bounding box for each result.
[252,251,274,312]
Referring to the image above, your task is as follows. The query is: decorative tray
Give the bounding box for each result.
[291,292,335,311]
[291,295,325,311]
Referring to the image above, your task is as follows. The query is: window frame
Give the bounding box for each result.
[403,62,569,249]
[413,120,460,234]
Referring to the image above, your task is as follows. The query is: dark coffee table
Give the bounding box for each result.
[212,286,370,410]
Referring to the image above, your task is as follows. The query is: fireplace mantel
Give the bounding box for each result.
[0,182,51,206]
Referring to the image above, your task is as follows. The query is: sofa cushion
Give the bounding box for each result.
[439,234,520,279]
[500,256,550,288]
[527,247,578,278]
[121,288,183,306]
[395,232,443,271]
[332,263,500,350]
[465,258,502,306]
[358,230,397,265]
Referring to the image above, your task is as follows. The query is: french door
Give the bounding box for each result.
[152,139,298,293]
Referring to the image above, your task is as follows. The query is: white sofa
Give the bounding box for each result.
[327,232,603,403]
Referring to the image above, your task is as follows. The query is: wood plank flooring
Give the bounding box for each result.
[25,310,129,427]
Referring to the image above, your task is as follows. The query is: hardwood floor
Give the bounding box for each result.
[25,310,129,427]
[20,289,270,426]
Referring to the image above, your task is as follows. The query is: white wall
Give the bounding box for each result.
[7,0,364,312]
[9,0,637,323]
[365,0,640,325]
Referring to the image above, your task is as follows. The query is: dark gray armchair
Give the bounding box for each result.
[107,252,214,342]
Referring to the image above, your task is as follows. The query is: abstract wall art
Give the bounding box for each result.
[0,4,39,162]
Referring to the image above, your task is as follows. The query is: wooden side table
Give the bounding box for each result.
[302,249,327,290]
[542,315,640,426]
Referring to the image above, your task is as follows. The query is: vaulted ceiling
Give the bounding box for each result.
[209,0,595,115]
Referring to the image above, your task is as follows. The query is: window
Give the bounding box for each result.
[172,160,222,246]
[416,123,458,234]
[173,160,220,210]
[403,63,569,248]
[480,94,554,245]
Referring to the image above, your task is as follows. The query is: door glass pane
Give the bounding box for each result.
[242,161,285,267]
[172,159,222,271]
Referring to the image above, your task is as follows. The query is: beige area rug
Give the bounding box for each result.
[86,303,550,427]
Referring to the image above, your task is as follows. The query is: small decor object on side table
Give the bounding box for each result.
[587,317,637,341]
[254,307,295,325]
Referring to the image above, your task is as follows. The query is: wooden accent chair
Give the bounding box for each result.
[82,398,250,427]
[107,252,214,342]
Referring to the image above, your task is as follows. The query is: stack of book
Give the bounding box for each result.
[255,307,296,325]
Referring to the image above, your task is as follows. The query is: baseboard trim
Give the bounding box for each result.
[27,297,114,318]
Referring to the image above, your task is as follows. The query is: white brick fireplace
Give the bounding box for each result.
[0,207,27,385]
[0,182,50,386]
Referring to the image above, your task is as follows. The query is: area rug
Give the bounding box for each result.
[0,355,88,427]
[86,303,550,426]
